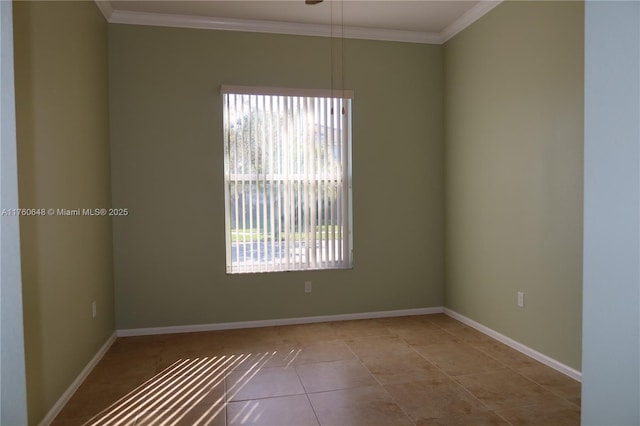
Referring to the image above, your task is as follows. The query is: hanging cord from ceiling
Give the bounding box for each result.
[329,0,346,115]
[341,0,345,115]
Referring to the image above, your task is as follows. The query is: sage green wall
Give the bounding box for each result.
[109,25,444,329]
[13,2,114,423]
[443,1,584,369]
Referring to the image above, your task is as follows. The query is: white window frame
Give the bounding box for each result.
[221,85,353,274]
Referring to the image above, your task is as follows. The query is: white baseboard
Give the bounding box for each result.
[117,307,444,337]
[444,308,582,382]
[39,332,117,426]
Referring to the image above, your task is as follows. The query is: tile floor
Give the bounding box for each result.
[52,314,581,426]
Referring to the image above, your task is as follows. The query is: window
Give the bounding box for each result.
[222,85,353,273]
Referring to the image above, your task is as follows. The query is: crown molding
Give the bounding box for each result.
[440,0,503,43]
[100,0,503,45]
[94,0,113,21]
[109,9,443,44]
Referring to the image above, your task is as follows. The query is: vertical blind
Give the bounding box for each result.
[221,86,353,273]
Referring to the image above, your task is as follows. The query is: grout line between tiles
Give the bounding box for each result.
[334,322,418,425]
[463,339,582,409]
[425,317,581,423]
[401,317,516,425]
[303,392,322,426]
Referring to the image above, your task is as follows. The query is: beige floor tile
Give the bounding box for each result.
[221,339,290,356]
[275,322,341,343]
[135,402,226,426]
[164,331,226,349]
[423,314,467,329]
[228,395,319,426]
[221,327,282,342]
[308,385,413,426]
[286,340,357,365]
[156,351,233,373]
[160,375,223,409]
[219,327,288,354]
[411,314,449,324]
[86,353,160,387]
[61,361,226,424]
[130,361,226,410]
[385,318,446,334]
[384,379,489,421]
[385,315,444,329]
[226,366,305,401]
[54,315,581,425]
[156,350,191,372]
[415,411,509,425]
[158,336,226,361]
[222,342,277,356]
[327,319,392,338]
[54,380,141,421]
[296,359,377,393]
[154,355,228,379]
[345,335,414,357]
[359,351,448,385]
[516,364,581,406]
[414,341,504,376]
[376,316,422,328]
[443,326,495,344]
[395,327,460,346]
[52,415,130,426]
[455,369,567,411]
[496,399,581,426]
[224,345,304,371]
[105,335,167,359]
[469,340,542,369]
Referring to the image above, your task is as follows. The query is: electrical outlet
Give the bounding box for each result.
[304,281,312,293]
[92,301,97,318]
[517,292,525,308]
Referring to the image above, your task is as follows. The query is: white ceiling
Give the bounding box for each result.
[99,0,503,44]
